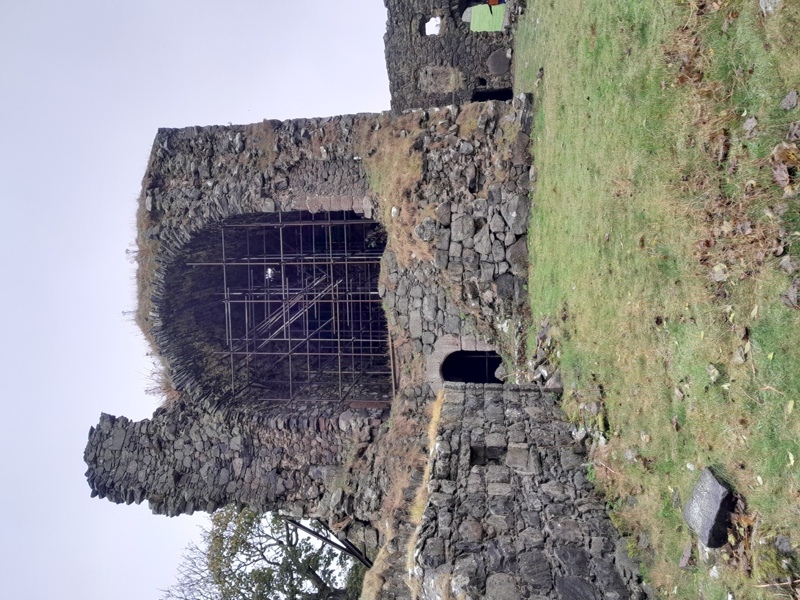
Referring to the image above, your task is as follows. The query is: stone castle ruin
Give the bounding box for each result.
[85,2,650,598]
[384,0,514,111]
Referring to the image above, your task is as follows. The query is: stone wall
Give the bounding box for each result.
[410,383,649,600]
[81,86,650,600]
[138,98,533,408]
[384,0,514,112]
[86,98,536,562]
[84,401,384,519]
[79,4,657,597]
[139,113,377,405]
[378,97,535,383]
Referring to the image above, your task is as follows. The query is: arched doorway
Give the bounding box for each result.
[471,88,513,102]
[176,209,393,406]
[441,350,503,383]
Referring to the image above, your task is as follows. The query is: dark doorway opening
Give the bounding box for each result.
[441,351,503,383]
[422,16,442,35]
[185,210,393,406]
[471,88,513,102]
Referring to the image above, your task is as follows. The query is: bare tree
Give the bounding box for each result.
[161,507,358,600]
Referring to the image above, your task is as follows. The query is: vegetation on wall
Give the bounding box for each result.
[356,111,426,268]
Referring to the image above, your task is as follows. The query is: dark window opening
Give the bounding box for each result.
[476,77,487,87]
[471,88,513,102]
[186,210,392,406]
[441,350,503,383]
[422,16,442,35]
[469,444,486,466]
[470,438,507,466]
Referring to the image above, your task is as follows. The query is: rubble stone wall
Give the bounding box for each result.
[412,383,649,600]
[384,0,514,111]
[139,113,377,405]
[139,98,533,408]
[84,403,383,519]
[378,97,535,375]
[86,99,535,556]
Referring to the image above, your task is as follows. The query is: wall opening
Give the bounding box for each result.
[464,3,506,32]
[423,16,442,35]
[184,210,393,406]
[441,351,503,383]
[471,88,513,102]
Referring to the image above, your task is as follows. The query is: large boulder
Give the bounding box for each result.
[487,49,511,76]
[682,468,734,548]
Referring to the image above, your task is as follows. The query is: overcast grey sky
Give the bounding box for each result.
[0,1,390,597]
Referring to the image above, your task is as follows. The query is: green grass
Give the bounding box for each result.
[515,0,800,596]
[469,4,506,32]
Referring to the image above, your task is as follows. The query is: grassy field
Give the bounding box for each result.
[515,0,800,596]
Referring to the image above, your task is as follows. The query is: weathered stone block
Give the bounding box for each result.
[560,448,585,470]
[554,545,591,577]
[485,432,507,461]
[518,550,553,593]
[429,492,454,508]
[500,194,530,235]
[487,482,512,496]
[409,309,423,339]
[487,49,511,76]
[546,518,584,545]
[458,516,484,542]
[421,537,446,568]
[485,572,520,600]
[486,514,511,535]
[451,554,480,597]
[450,214,475,243]
[506,235,528,277]
[593,558,631,600]
[683,468,734,548]
[505,442,529,467]
[485,465,510,484]
[555,576,599,600]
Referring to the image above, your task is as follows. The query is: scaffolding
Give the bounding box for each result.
[188,211,394,407]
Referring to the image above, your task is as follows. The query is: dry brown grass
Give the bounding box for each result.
[377,413,427,524]
[133,194,191,411]
[405,571,423,600]
[359,546,389,600]
[355,112,431,268]
[361,384,448,600]
[453,102,485,138]
[134,194,160,346]
[426,390,445,450]
[144,357,182,408]
[248,121,280,169]
[402,390,447,598]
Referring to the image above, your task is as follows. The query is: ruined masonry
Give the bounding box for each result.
[84,1,648,598]
[413,384,647,600]
[384,0,514,111]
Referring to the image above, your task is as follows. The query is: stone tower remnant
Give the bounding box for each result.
[384,0,514,111]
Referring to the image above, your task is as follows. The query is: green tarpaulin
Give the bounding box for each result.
[469,5,505,32]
